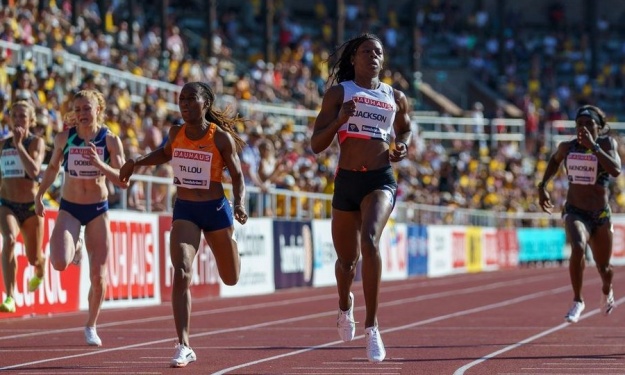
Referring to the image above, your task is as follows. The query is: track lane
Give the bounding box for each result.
[0,267,619,374]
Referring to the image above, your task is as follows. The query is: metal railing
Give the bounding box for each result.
[550,120,625,149]
[118,174,565,228]
[413,115,526,149]
[0,40,182,111]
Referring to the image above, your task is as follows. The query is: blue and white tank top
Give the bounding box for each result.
[62,126,111,179]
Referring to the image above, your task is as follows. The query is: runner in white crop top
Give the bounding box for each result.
[311,33,412,363]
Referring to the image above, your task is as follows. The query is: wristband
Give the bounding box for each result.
[396,141,408,149]
[591,143,601,153]
[537,181,546,189]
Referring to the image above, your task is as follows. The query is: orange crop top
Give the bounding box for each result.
[170,123,225,189]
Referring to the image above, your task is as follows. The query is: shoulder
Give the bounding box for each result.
[54,129,70,144]
[598,134,615,143]
[169,124,183,138]
[104,127,120,140]
[391,87,408,109]
[323,84,345,102]
[29,134,45,147]
[556,139,574,153]
[391,86,406,100]
[326,83,344,95]
[213,125,234,146]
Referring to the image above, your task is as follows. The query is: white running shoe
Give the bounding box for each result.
[171,343,196,368]
[365,326,386,363]
[564,301,585,323]
[84,326,102,346]
[337,292,356,342]
[600,289,616,316]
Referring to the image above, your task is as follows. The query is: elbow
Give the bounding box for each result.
[611,168,621,178]
[309,136,322,154]
[310,142,323,154]
[30,167,41,179]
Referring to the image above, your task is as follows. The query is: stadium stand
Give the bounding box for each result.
[2,0,625,226]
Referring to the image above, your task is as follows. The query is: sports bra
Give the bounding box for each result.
[0,134,37,181]
[564,138,610,187]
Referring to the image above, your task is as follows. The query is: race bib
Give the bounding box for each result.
[567,153,597,185]
[171,148,212,189]
[1,149,25,178]
[67,146,104,179]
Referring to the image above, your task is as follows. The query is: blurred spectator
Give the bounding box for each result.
[240,124,266,216]
[150,163,175,212]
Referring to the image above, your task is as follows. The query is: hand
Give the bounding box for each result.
[338,99,356,124]
[234,204,248,224]
[86,142,103,168]
[119,159,135,184]
[577,127,594,149]
[35,197,45,217]
[390,141,408,162]
[12,127,24,146]
[538,189,554,214]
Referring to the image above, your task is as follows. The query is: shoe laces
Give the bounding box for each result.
[337,317,355,333]
[568,301,584,316]
[174,343,188,357]
[366,328,383,352]
[337,309,355,323]
[607,290,615,304]
[85,327,98,338]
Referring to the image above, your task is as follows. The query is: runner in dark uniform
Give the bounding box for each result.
[538,105,621,323]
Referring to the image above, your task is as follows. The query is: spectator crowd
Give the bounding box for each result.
[2,0,625,226]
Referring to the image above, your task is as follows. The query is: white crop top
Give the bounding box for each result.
[337,81,397,144]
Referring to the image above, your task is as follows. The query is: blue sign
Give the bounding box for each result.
[517,228,566,262]
[273,220,314,289]
[407,225,428,276]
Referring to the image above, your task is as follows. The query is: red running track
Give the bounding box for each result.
[1,266,625,375]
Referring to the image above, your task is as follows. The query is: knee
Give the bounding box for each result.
[50,257,69,271]
[569,244,586,259]
[173,266,193,287]
[89,274,106,290]
[222,273,239,286]
[2,235,16,256]
[336,257,358,273]
[360,233,379,258]
[25,248,41,266]
[597,264,612,275]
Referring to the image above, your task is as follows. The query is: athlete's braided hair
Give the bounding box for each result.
[327,33,383,86]
[190,82,245,153]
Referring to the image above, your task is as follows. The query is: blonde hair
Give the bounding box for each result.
[62,89,106,127]
[10,99,36,126]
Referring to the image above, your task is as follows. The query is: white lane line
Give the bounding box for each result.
[0,272,558,342]
[452,297,625,375]
[0,272,567,371]
[210,285,573,375]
